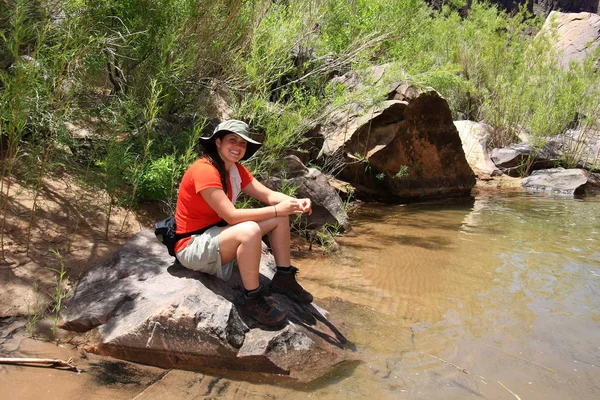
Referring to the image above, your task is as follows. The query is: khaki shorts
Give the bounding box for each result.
[175,226,236,281]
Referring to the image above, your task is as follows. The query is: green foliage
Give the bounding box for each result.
[47,249,70,336]
[137,155,181,202]
[236,93,313,177]
[311,223,341,254]
[243,2,306,93]
[1,0,599,239]
[26,281,43,337]
[80,0,189,90]
[395,165,409,180]
[96,139,135,237]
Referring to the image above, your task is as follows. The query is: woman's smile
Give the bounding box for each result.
[216,133,247,165]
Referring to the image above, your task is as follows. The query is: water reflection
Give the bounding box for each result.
[292,194,600,399]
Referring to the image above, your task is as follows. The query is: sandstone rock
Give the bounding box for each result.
[265,155,350,231]
[316,73,475,202]
[536,1,598,14]
[461,1,598,15]
[491,127,600,175]
[522,167,600,195]
[538,11,600,69]
[203,82,235,121]
[454,120,502,177]
[544,128,600,171]
[490,142,557,176]
[60,230,349,383]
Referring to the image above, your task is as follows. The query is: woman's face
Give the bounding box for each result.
[215,133,248,165]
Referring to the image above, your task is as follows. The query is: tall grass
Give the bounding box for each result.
[1,0,51,260]
[1,0,599,249]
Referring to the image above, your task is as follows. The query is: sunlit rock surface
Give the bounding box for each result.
[522,167,600,195]
[315,69,475,202]
[454,120,502,177]
[538,11,600,69]
[60,230,350,383]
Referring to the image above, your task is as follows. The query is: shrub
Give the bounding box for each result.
[137,155,181,203]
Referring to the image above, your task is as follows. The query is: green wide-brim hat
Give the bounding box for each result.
[199,119,262,161]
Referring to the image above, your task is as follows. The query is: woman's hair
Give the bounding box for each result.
[203,135,229,195]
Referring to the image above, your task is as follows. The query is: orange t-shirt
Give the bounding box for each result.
[174,158,253,253]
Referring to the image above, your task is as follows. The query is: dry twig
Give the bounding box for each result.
[479,342,556,373]
[0,357,83,373]
[423,352,488,384]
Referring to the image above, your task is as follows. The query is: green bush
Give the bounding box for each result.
[137,155,181,202]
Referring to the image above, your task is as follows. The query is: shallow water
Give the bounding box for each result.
[2,193,599,399]
[291,193,600,399]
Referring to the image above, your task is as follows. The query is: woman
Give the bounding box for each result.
[174,119,313,327]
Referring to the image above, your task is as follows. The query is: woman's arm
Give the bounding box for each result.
[243,179,312,214]
[201,186,309,226]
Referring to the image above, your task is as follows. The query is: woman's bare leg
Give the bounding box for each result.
[218,221,262,290]
[259,217,313,303]
[258,216,291,267]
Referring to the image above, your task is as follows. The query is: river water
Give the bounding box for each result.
[2,193,599,399]
[290,193,600,399]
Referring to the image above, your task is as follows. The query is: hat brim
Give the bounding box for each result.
[199,130,261,161]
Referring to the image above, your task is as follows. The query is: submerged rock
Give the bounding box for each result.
[60,230,350,383]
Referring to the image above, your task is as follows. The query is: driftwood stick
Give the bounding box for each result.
[0,357,82,372]
[423,352,488,384]
[479,342,556,373]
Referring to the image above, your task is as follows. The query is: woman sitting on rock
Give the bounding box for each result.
[174,119,313,327]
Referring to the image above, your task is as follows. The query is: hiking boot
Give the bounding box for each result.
[270,266,313,304]
[240,286,287,327]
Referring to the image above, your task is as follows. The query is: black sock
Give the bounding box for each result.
[244,286,261,297]
[276,266,292,272]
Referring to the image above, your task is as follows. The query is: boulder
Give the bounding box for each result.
[491,127,600,175]
[543,128,600,171]
[201,80,236,121]
[60,230,350,383]
[490,142,558,176]
[454,120,502,177]
[522,167,600,195]
[317,75,476,202]
[538,11,600,69]
[265,155,350,232]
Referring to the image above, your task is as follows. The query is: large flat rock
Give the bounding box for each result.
[60,229,351,383]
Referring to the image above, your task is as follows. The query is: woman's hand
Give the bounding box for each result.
[298,198,312,215]
[275,198,312,216]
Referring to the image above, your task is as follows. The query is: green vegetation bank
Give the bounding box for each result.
[1,0,599,257]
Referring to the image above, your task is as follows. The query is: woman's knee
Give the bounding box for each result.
[259,215,289,236]
[236,221,262,242]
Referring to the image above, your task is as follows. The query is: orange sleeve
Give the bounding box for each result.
[191,161,223,193]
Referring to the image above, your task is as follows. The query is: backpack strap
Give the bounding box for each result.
[175,219,227,241]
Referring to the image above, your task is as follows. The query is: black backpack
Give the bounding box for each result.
[154,217,226,257]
